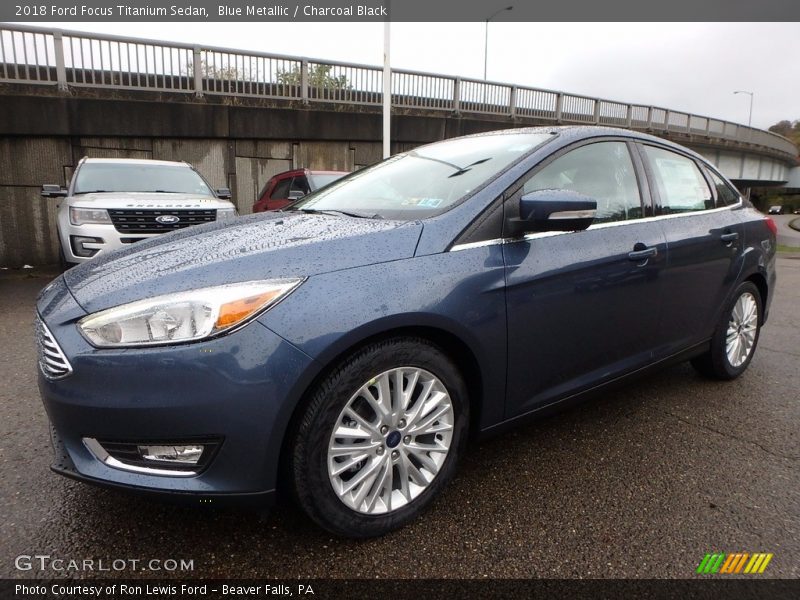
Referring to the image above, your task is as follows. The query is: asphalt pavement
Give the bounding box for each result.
[1,258,798,579]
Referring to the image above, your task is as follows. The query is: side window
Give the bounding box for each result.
[289,176,311,195]
[707,169,740,207]
[643,146,713,213]
[270,178,292,199]
[523,141,642,223]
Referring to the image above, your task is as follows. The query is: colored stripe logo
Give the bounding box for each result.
[696,552,773,574]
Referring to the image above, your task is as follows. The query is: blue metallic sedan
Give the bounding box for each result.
[36,127,777,537]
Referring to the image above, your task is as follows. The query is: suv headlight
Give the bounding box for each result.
[217,207,236,220]
[78,279,303,348]
[70,207,111,225]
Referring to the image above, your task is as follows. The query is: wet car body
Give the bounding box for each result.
[36,127,777,533]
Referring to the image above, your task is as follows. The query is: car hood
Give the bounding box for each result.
[68,192,234,210]
[64,212,423,313]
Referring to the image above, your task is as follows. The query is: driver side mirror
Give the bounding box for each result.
[215,187,232,199]
[41,184,67,198]
[288,190,305,201]
[506,189,597,237]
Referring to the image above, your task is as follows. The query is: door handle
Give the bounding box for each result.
[628,246,657,262]
[720,231,739,245]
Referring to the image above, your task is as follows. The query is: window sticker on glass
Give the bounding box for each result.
[418,198,444,208]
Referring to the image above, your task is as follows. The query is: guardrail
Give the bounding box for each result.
[1,24,797,158]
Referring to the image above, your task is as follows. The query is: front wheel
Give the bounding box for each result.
[691,281,763,380]
[290,337,469,538]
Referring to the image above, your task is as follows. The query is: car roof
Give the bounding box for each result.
[273,168,348,178]
[447,125,712,163]
[81,158,191,167]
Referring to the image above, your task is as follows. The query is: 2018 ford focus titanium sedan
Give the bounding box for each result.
[36,127,777,538]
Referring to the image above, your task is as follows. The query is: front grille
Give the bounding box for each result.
[36,316,73,380]
[108,209,217,234]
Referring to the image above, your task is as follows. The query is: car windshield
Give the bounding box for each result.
[292,133,554,219]
[73,163,214,196]
[308,173,345,189]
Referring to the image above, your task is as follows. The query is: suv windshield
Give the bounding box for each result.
[74,163,214,196]
[292,132,554,219]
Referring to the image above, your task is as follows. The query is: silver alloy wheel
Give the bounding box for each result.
[327,367,454,515]
[725,291,758,368]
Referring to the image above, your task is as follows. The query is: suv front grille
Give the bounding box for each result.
[108,209,217,234]
[36,316,73,380]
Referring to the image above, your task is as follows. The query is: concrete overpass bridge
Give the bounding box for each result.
[0,24,797,266]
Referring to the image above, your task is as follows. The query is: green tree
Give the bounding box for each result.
[277,64,350,89]
[768,120,793,137]
[184,59,252,81]
[769,119,800,149]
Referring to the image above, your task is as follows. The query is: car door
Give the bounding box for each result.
[636,144,745,355]
[503,139,666,418]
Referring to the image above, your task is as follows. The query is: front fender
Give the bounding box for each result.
[259,249,508,433]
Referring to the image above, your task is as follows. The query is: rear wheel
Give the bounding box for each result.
[290,337,469,538]
[691,281,762,380]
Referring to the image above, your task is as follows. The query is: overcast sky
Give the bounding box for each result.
[23,21,800,129]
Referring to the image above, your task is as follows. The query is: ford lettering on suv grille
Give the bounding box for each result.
[108,209,217,234]
[36,316,73,380]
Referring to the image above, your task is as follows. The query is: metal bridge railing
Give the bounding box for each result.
[0,24,796,158]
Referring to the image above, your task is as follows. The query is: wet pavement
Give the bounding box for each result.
[1,258,798,579]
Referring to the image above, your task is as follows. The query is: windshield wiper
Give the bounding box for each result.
[72,190,108,194]
[290,208,382,219]
[409,154,492,177]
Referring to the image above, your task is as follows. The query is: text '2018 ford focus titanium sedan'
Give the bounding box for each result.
[36,127,777,537]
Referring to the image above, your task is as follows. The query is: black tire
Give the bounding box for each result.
[290,337,469,538]
[691,281,763,380]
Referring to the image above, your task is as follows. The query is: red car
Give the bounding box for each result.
[252,169,347,212]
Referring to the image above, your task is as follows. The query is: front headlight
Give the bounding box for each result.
[217,207,236,220]
[70,207,111,225]
[78,279,304,348]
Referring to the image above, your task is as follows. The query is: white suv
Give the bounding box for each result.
[42,158,237,266]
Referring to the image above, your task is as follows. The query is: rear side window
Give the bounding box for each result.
[707,169,740,207]
[522,141,642,223]
[643,146,713,213]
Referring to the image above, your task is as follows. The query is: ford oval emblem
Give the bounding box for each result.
[156,215,180,224]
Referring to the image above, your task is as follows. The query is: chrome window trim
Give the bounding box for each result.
[548,209,597,220]
[82,437,198,478]
[449,200,742,252]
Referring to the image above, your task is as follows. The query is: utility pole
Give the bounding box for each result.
[382,17,391,158]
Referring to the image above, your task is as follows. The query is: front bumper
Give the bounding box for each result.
[37,277,317,503]
[57,217,162,264]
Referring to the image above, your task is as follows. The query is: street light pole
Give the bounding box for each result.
[383,18,391,159]
[483,6,513,80]
[733,90,754,128]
